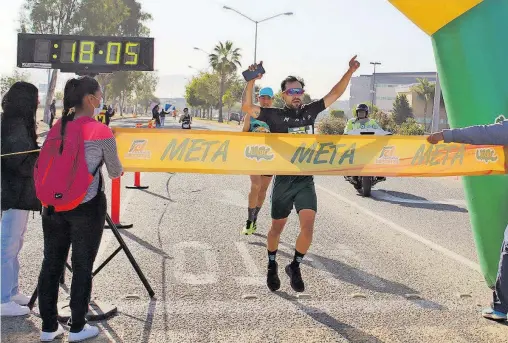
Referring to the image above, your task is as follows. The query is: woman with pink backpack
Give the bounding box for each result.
[34,76,123,342]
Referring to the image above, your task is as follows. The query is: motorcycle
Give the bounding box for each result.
[181,117,192,130]
[343,128,392,197]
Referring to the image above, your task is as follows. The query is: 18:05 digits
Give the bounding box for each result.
[58,40,139,65]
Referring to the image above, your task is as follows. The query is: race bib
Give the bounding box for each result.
[288,125,313,134]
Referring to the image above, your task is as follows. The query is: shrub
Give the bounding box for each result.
[397,118,425,135]
[317,117,346,135]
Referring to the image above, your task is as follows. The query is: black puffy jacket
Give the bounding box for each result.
[1,116,41,211]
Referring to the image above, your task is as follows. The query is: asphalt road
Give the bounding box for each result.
[3,117,507,343]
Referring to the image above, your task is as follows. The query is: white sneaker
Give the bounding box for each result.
[68,324,99,342]
[11,293,30,306]
[0,301,30,317]
[40,323,65,342]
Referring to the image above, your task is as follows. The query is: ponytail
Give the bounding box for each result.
[59,107,75,154]
[59,76,100,154]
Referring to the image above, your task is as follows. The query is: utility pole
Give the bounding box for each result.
[431,73,441,133]
[370,62,381,109]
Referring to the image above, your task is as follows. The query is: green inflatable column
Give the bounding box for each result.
[432,0,508,286]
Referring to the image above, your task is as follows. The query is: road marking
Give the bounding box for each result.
[234,242,264,285]
[372,190,467,207]
[315,184,481,273]
[173,241,218,284]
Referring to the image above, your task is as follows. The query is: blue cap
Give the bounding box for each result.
[259,87,274,98]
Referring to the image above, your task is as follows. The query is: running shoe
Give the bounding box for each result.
[482,308,507,321]
[241,220,257,235]
[267,262,281,291]
[285,264,305,292]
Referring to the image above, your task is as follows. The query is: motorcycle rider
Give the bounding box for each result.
[179,108,192,127]
[344,103,380,133]
[344,104,384,187]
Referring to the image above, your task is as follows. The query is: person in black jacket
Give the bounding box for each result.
[152,104,161,128]
[49,99,56,128]
[105,105,115,127]
[1,82,41,317]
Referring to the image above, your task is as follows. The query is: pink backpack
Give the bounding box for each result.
[34,116,96,212]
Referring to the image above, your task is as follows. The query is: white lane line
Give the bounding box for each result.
[372,190,467,207]
[173,241,218,284]
[234,242,264,286]
[315,184,481,273]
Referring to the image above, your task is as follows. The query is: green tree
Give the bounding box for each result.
[0,70,29,96]
[303,93,312,104]
[209,41,241,122]
[185,77,206,113]
[317,117,346,135]
[222,90,236,117]
[117,0,152,37]
[330,109,345,119]
[74,0,129,35]
[55,91,64,100]
[392,94,413,125]
[133,71,158,114]
[371,111,397,132]
[411,78,435,132]
[397,117,425,135]
[21,0,82,123]
[227,76,244,103]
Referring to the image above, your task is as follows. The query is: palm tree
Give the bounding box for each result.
[411,78,435,132]
[209,41,242,123]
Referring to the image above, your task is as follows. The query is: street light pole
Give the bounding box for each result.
[370,62,381,108]
[223,6,293,63]
[193,47,210,55]
[431,73,441,133]
[254,22,258,64]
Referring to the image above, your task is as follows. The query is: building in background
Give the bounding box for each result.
[349,72,437,112]
[395,85,449,131]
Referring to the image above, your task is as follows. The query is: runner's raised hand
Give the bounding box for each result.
[349,55,360,73]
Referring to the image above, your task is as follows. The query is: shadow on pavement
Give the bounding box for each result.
[371,190,467,213]
[250,237,444,310]
[121,230,172,259]
[139,189,174,202]
[276,291,385,343]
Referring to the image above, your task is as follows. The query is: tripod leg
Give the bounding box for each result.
[105,213,155,297]
[27,287,38,310]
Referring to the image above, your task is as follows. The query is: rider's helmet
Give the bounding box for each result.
[355,103,369,118]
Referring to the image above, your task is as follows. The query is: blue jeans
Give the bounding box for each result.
[1,209,29,303]
[493,226,508,313]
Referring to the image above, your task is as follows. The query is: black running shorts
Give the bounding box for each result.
[270,176,317,220]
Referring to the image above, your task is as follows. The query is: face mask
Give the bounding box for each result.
[91,95,103,116]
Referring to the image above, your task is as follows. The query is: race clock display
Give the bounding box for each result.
[17,33,154,73]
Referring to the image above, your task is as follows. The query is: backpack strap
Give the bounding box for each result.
[93,162,104,194]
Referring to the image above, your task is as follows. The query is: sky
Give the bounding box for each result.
[0,0,437,100]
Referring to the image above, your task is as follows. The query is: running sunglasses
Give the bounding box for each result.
[259,95,272,100]
[284,88,305,96]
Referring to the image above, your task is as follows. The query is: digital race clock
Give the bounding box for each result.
[17,33,154,74]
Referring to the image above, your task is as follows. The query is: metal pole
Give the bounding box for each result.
[431,73,441,133]
[372,65,376,107]
[254,22,258,63]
